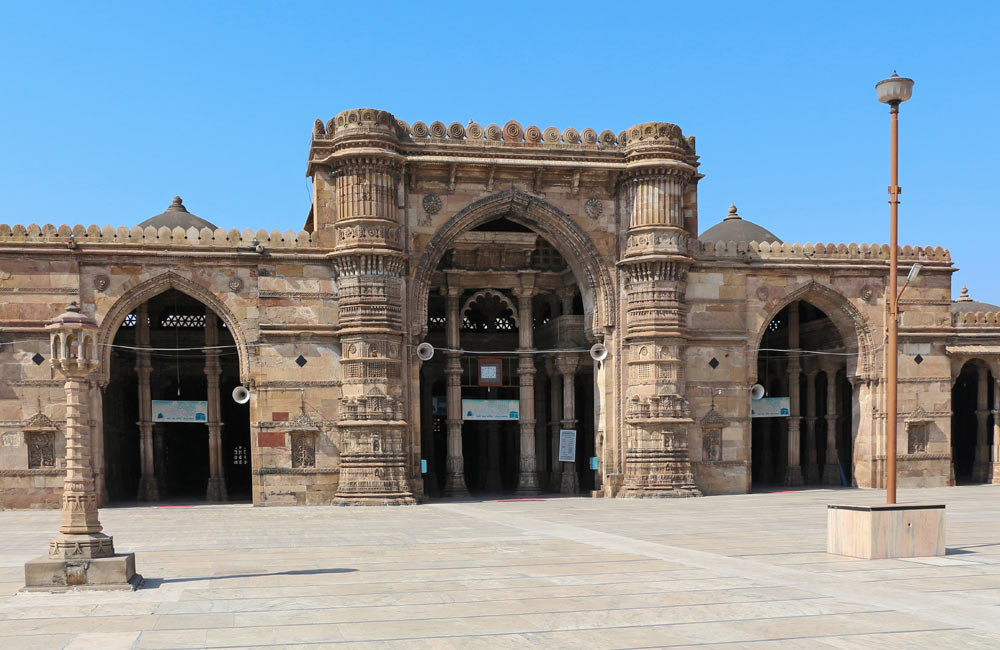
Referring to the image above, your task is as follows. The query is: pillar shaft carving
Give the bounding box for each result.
[784,303,804,487]
[973,365,991,482]
[442,287,468,497]
[331,155,414,506]
[618,168,700,498]
[515,286,540,495]
[822,363,842,485]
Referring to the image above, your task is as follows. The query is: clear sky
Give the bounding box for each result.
[2,2,997,303]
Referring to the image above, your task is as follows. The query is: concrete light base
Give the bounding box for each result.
[827,503,945,559]
[23,553,141,592]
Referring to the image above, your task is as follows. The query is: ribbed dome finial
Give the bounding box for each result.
[724,203,741,221]
[956,285,972,302]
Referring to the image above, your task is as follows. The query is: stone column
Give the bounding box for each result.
[325,130,414,505]
[557,355,580,494]
[514,283,540,494]
[617,129,701,498]
[804,368,819,483]
[420,368,437,494]
[992,374,1000,484]
[134,302,159,501]
[25,302,138,590]
[442,286,469,497]
[547,358,562,491]
[534,359,548,488]
[973,365,990,482]
[822,364,842,485]
[89,381,108,506]
[204,311,227,501]
[784,302,804,486]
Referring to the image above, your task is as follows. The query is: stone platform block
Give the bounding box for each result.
[23,553,141,592]
[827,503,945,559]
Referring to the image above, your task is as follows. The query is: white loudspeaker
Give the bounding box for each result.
[750,384,766,401]
[416,342,435,361]
[232,385,250,404]
[590,342,608,361]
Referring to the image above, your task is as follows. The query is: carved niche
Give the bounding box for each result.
[291,433,316,468]
[23,413,58,469]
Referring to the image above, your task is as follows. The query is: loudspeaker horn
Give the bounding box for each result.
[750,383,766,401]
[232,385,250,404]
[590,342,608,362]
[416,342,435,361]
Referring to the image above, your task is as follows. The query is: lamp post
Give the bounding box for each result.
[877,72,914,505]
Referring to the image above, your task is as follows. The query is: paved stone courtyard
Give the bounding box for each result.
[2,485,1000,649]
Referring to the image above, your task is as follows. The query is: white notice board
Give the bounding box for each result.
[750,397,790,418]
[558,429,577,462]
[152,400,208,423]
[462,399,520,421]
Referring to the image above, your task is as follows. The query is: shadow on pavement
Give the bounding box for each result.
[139,567,357,589]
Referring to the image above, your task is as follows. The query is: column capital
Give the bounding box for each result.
[555,355,580,376]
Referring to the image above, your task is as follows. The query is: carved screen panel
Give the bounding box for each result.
[27,432,55,468]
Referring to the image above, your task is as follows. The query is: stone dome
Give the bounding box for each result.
[137,197,217,230]
[699,204,781,244]
[951,286,1000,313]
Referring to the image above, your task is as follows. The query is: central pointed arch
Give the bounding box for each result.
[95,271,251,385]
[749,281,876,381]
[410,190,616,340]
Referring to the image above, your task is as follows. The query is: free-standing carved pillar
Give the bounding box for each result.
[204,311,227,501]
[134,302,159,501]
[784,302,804,487]
[443,286,469,497]
[804,369,819,483]
[557,355,580,494]
[973,365,991,482]
[618,125,701,498]
[546,358,562,491]
[47,303,114,558]
[514,284,540,494]
[327,139,414,505]
[822,364,842,485]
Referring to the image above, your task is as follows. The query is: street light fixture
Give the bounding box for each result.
[877,71,914,505]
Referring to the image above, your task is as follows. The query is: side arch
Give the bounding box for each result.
[410,190,616,340]
[461,289,520,327]
[748,281,876,381]
[96,271,251,385]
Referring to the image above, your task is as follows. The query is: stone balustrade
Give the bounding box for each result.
[0,223,315,248]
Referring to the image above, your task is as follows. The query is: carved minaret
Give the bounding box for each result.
[617,122,702,498]
[310,109,415,505]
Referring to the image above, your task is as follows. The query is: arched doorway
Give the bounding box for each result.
[418,216,598,497]
[951,360,994,483]
[102,289,251,502]
[752,300,854,488]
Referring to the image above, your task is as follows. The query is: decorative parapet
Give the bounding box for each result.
[698,240,951,262]
[312,108,695,154]
[0,223,315,249]
[954,312,1000,327]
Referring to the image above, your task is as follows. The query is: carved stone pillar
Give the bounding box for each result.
[992,376,1000,484]
[534,359,548,488]
[324,117,414,505]
[804,369,819,483]
[134,302,158,501]
[784,303,804,487]
[89,382,107,506]
[420,367,437,494]
[204,311,227,501]
[557,355,580,494]
[442,286,469,497]
[617,124,701,498]
[24,302,139,590]
[514,283,540,494]
[973,365,990,482]
[547,358,562,491]
[822,364,842,485]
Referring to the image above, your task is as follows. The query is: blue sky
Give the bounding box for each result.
[2,2,997,303]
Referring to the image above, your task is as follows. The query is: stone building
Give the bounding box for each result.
[1,108,998,508]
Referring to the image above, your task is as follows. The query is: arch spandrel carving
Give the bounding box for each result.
[95,271,251,386]
[410,190,616,340]
[749,280,875,381]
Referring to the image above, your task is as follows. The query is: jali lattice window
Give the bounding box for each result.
[291,433,316,468]
[27,432,55,468]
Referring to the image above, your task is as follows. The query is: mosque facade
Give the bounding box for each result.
[1,108,998,508]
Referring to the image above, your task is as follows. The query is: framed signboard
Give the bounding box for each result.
[477,358,503,386]
[462,399,520,421]
[152,400,208,423]
[751,397,790,418]
[558,429,577,462]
